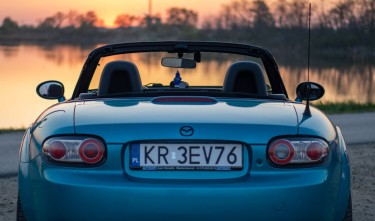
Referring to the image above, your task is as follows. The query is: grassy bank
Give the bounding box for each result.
[0,128,25,134]
[314,101,375,114]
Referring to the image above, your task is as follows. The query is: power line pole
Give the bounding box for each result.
[149,0,152,16]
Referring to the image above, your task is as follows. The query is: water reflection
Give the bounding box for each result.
[280,63,374,103]
[0,44,373,128]
[0,45,90,128]
[0,46,20,58]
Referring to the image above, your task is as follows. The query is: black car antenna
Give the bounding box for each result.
[303,3,312,117]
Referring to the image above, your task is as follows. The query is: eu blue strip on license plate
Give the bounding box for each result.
[130,143,243,171]
[130,144,141,167]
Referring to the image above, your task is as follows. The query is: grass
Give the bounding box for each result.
[0,128,26,134]
[313,101,375,114]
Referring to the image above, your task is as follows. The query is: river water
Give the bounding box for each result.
[0,44,373,128]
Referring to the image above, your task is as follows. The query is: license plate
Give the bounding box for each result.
[130,143,243,171]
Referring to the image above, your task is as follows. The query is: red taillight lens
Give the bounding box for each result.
[79,139,104,164]
[42,137,105,165]
[306,142,324,161]
[269,140,294,165]
[49,141,66,160]
[268,138,329,166]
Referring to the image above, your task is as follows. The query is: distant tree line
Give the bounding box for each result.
[200,0,374,56]
[201,0,374,31]
[0,0,374,57]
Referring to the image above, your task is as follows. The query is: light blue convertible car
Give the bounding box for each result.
[18,42,351,221]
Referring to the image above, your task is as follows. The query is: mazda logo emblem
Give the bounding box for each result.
[180,126,194,136]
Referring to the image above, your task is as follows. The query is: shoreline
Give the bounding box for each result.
[1,40,374,60]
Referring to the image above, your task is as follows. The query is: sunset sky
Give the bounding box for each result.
[1,0,229,27]
[1,0,335,27]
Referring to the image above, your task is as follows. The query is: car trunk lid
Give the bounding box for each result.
[74,98,298,144]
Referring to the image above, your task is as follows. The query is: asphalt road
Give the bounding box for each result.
[0,133,23,178]
[1,112,375,176]
[329,112,375,144]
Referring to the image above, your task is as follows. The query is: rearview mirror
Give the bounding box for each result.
[296,82,325,101]
[161,57,196,69]
[36,80,65,101]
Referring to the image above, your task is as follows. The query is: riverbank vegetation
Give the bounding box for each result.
[0,128,25,134]
[0,0,374,58]
[314,101,375,114]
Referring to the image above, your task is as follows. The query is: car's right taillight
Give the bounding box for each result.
[268,138,329,166]
[42,136,105,165]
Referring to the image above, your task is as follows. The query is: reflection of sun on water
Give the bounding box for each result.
[0,45,89,128]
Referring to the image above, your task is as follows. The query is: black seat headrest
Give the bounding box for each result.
[223,61,267,96]
[98,61,142,96]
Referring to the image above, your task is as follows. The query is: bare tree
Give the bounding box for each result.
[78,11,100,27]
[53,12,65,28]
[357,0,375,32]
[38,17,57,29]
[252,0,275,29]
[285,0,308,28]
[317,0,331,29]
[274,0,288,28]
[165,7,198,27]
[38,12,66,29]
[219,0,253,29]
[66,11,80,28]
[329,0,357,29]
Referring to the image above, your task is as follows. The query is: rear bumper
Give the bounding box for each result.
[19,160,350,221]
[27,182,336,221]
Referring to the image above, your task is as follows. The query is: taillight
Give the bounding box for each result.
[49,141,67,160]
[79,139,105,164]
[42,136,105,164]
[269,140,294,165]
[268,138,329,166]
[306,142,326,161]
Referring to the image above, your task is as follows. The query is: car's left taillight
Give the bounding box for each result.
[42,136,105,165]
[268,137,329,166]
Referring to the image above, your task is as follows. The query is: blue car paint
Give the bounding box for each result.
[32,102,76,143]
[19,149,346,221]
[18,98,350,221]
[293,103,336,141]
[74,99,299,143]
[333,126,352,218]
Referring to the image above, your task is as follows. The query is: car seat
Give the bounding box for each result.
[223,61,267,96]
